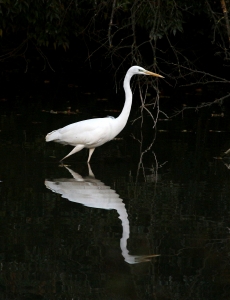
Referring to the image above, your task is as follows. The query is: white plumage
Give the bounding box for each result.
[45,66,163,162]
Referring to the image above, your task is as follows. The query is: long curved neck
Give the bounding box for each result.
[115,71,133,132]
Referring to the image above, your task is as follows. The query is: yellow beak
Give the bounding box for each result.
[144,70,164,78]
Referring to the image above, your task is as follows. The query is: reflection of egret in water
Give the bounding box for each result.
[45,164,159,264]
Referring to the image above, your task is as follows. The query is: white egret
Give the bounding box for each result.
[45,66,164,162]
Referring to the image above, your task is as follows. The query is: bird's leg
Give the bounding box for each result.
[60,144,84,162]
[87,163,95,178]
[87,148,95,163]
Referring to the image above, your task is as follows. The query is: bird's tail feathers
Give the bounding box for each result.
[46,130,60,142]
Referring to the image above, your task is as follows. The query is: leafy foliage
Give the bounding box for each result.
[1,0,230,90]
[0,0,88,49]
[0,0,208,49]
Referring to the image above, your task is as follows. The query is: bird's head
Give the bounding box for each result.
[128,66,164,78]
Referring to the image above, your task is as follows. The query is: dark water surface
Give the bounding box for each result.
[1,93,230,300]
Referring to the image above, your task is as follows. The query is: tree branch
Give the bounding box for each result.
[220,0,230,47]
[108,0,117,48]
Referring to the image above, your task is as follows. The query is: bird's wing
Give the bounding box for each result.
[57,118,111,146]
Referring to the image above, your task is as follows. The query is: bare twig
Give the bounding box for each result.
[60,0,74,27]
[172,93,230,117]
[0,40,28,61]
[220,0,230,47]
[34,44,55,72]
[108,0,117,48]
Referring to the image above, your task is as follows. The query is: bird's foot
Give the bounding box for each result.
[59,160,69,167]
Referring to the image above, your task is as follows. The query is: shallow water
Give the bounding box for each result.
[1,93,230,299]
